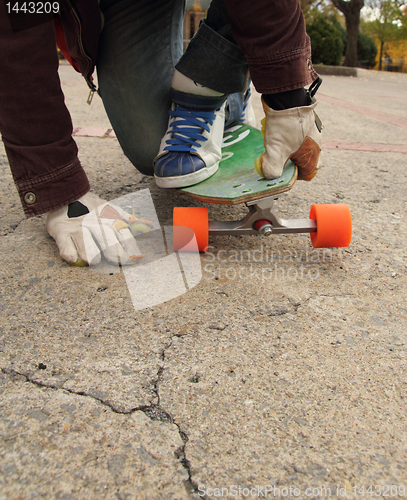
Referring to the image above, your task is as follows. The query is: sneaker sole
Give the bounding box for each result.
[154,162,219,189]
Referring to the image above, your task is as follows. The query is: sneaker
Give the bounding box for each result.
[154,90,226,188]
[224,85,256,129]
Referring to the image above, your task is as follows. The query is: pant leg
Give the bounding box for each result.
[177,0,318,95]
[97,0,185,176]
[0,4,90,217]
[176,0,249,95]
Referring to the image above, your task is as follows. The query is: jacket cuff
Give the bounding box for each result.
[17,159,90,217]
[247,42,319,94]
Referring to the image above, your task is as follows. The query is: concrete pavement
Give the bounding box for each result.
[1,65,407,499]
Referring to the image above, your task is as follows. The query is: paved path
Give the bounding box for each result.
[1,65,407,499]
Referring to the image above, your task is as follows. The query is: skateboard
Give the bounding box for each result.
[173,124,352,252]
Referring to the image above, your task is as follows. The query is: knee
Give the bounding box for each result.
[121,139,158,177]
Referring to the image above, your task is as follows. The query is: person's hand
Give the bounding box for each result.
[46,192,146,266]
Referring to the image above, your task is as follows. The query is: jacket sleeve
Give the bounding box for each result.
[0,4,90,217]
[57,0,102,90]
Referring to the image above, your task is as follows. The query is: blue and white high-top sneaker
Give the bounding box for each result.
[154,89,226,188]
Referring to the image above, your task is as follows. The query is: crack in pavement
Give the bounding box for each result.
[1,366,152,414]
[147,338,200,499]
[1,334,200,498]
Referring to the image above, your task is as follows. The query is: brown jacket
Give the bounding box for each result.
[0,0,102,217]
[56,0,102,90]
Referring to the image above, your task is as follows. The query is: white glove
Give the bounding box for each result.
[46,192,147,266]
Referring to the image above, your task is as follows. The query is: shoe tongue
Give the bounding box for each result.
[170,88,226,111]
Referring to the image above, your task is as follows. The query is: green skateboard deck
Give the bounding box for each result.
[179,124,297,205]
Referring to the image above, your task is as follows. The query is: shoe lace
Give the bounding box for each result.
[164,105,216,153]
[239,87,252,123]
[239,102,249,123]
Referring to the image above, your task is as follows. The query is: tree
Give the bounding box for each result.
[300,0,339,22]
[363,0,406,69]
[330,0,365,66]
[300,0,323,18]
[307,14,345,64]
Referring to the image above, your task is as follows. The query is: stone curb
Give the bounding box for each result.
[314,64,358,77]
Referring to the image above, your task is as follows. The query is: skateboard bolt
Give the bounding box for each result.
[254,219,273,236]
[260,224,273,236]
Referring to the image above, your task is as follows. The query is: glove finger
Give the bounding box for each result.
[99,225,129,265]
[83,211,127,265]
[82,210,107,250]
[73,226,102,266]
[116,228,144,263]
[50,228,80,264]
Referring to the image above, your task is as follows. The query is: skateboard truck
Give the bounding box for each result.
[173,199,351,252]
[207,195,317,237]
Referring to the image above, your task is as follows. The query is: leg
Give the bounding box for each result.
[156,0,322,185]
[175,0,249,95]
[153,0,250,188]
[175,0,318,94]
[97,0,185,176]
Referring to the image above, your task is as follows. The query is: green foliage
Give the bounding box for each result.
[307,14,344,65]
[330,14,348,49]
[357,31,378,67]
[363,1,405,43]
[361,1,406,69]
[302,1,339,24]
[307,10,378,67]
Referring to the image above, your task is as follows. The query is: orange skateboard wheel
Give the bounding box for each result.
[173,207,209,252]
[310,203,352,248]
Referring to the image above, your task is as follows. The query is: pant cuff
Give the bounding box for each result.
[176,20,249,95]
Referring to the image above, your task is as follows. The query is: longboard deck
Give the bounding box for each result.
[179,124,297,205]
